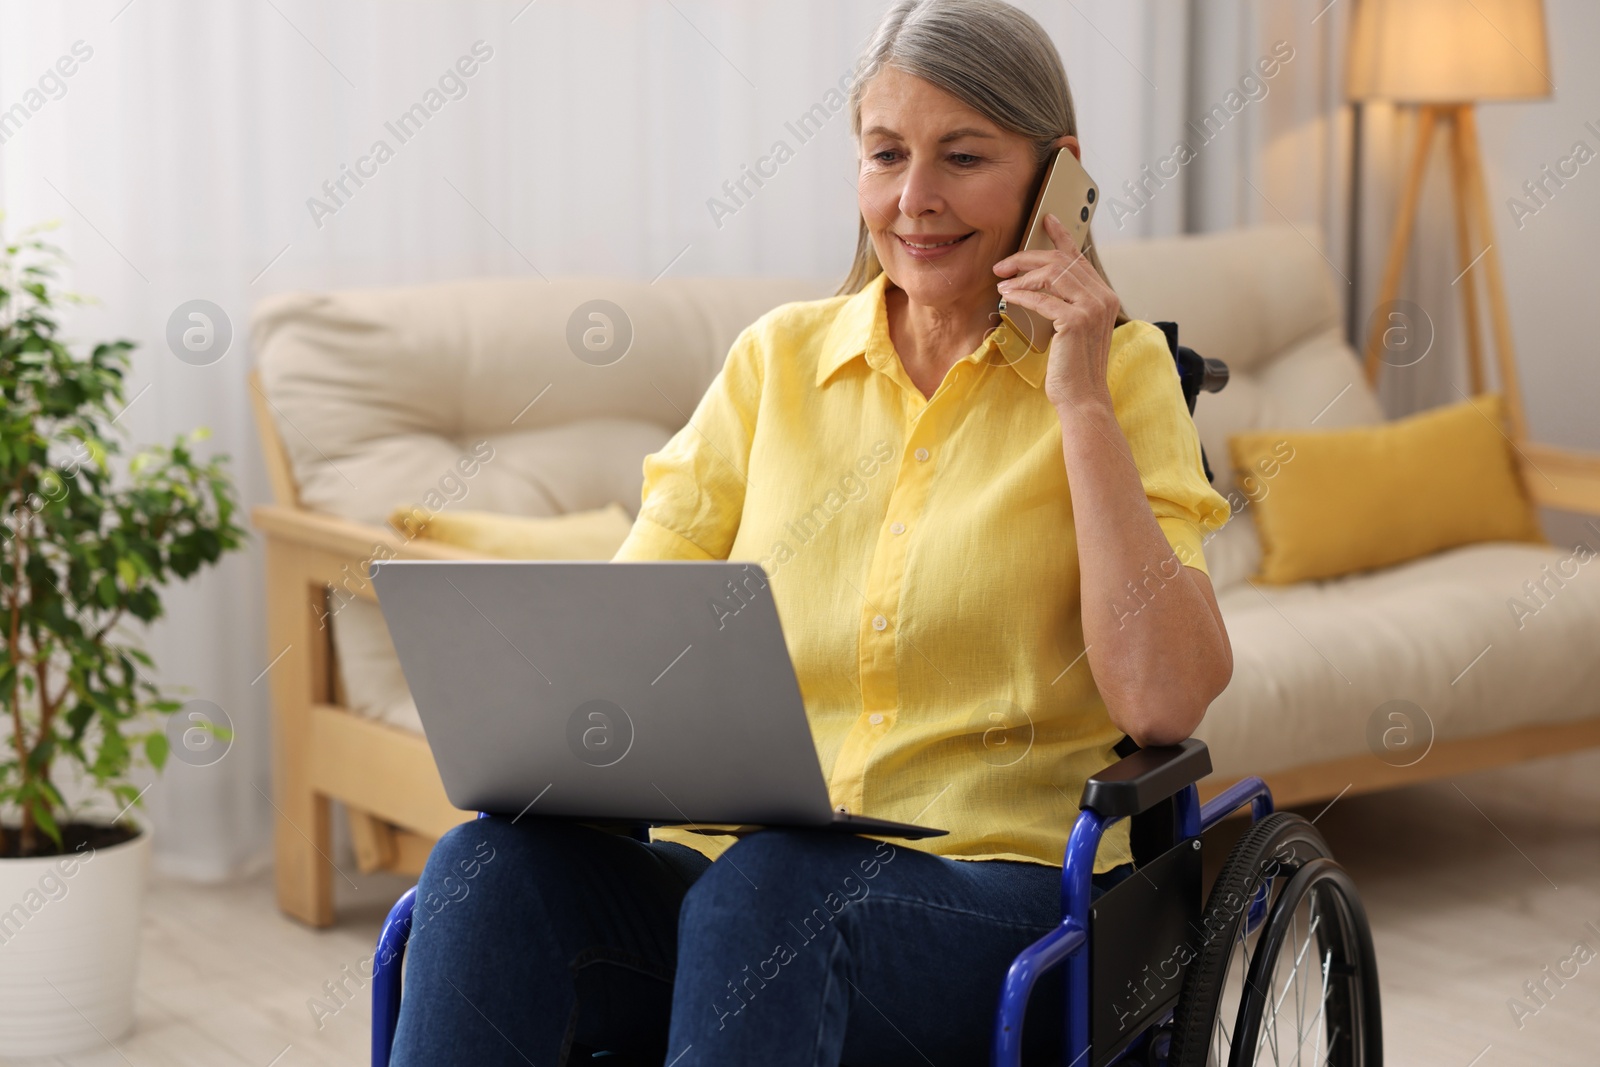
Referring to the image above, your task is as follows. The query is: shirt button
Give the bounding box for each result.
[872,614,888,631]
[914,447,930,462]
[869,713,885,725]
[889,521,906,535]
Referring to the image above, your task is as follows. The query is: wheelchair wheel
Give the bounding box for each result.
[1166,812,1381,1066]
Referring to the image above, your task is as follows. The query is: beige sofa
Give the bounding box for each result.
[250,224,1600,926]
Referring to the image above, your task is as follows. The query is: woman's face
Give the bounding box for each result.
[856,66,1076,312]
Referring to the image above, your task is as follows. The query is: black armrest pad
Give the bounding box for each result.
[1079,738,1212,818]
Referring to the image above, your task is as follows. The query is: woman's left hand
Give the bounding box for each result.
[993,212,1122,412]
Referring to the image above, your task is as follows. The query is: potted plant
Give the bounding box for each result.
[0,222,246,1056]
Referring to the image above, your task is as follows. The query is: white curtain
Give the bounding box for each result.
[3,0,1588,879]
[1184,0,1402,401]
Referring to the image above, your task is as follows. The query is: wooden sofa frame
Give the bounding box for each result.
[250,370,1600,928]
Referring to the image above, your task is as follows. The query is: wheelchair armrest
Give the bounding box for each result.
[1079,738,1211,818]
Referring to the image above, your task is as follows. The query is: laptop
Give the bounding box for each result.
[370,559,945,840]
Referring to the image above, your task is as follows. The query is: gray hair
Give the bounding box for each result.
[837,0,1128,326]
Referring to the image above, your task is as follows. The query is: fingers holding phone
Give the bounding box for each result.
[993,145,1099,352]
[996,211,1123,409]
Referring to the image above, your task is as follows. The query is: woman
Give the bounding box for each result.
[389,1,1233,1064]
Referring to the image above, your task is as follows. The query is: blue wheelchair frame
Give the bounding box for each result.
[367,744,1275,1067]
[991,755,1275,1067]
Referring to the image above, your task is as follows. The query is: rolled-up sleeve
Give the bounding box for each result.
[1107,323,1232,576]
[612,324,763,562]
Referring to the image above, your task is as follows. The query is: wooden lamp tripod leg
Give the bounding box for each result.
[1455,106,1532,445]
[1363,105,1440,388]
[1446,106,1488,396]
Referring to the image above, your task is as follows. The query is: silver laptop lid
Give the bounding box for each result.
[371,559,836,828]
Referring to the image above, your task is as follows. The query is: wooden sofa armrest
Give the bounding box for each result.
[252,503,487,603]
[250,372,513,923]
[254,502,490,924]
[1518,444,1600,520]
[253,503,487,559]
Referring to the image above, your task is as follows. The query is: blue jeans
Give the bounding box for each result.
[389,815,1135,1067]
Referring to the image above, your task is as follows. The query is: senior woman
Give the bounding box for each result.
[389,1,1234,1065]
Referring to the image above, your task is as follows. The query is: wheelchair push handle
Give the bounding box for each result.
[1151,319,1228,412]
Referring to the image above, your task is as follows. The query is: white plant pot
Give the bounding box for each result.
[0,823,151,1057]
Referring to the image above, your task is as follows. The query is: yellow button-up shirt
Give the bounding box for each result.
[613,270,1230,872]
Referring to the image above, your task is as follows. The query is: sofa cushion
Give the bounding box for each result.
[340,535,1600,748]
[251,277,837,526]
[1102,228,1386,523]
[1231,392,1544,584]
[1200,510,1264,592]
[391,502,635,559]
[1100,224,1343,377]
[1196,539,1600,780]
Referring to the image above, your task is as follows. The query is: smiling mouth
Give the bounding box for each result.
[898,233,974,250]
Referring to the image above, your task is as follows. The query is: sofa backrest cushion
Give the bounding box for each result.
[252,276,832,524]
[1100,224,1386,502]
[251,225,1384,575]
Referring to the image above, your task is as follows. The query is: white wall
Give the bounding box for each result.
[1476,0,1600,454]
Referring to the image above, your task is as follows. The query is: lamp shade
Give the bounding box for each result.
[1346,0,1552,102]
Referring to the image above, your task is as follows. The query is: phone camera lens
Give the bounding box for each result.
[1080,206,1090,222]
[1086,188,1096,203]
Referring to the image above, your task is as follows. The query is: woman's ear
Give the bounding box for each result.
[1052,134,1081,161]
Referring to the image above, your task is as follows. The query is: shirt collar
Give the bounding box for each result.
[815,271,1049,390]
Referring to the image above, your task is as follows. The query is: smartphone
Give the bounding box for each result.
[997,146,1099,352]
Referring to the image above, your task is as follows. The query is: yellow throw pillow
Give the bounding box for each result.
[389,502,635,560]
[1227,392,1544,584]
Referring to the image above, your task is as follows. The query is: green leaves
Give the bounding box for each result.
[143,730,169,772]
[0,223,247,858]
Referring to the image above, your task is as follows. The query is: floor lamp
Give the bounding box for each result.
[1346,0,1551,446]
[1342,2,1600,835]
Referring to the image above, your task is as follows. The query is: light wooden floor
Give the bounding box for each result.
[8,748,1598,1067]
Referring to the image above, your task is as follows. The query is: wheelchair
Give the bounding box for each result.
[366,323,1384,1066]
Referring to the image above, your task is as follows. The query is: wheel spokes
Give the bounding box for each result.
[1175,817,1375,1067]
[1254,902,1321,1064]
[1239,887,1358,1067]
